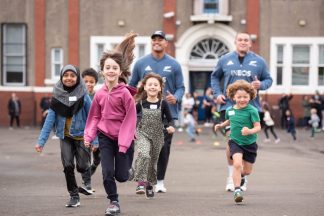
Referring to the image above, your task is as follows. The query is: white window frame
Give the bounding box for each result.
[318,44,324,86]
[2,23,27,86]
[191,0,232,23]
[51,48,63,79]
[269,37,324,94]
[90,36,151,73]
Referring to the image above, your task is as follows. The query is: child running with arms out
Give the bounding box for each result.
[78,68,99,195]
[214,80,261,203]
[81,68,101,176]
[35,64,93,207]
[83,32,137,216]
[129,73,175,199]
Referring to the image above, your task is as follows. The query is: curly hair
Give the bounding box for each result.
[135,73,164,102]
[81,68,98,83]
[226,80,256,100]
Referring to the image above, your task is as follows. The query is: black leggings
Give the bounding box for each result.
[60,137,91,197]
[264,125,278,139]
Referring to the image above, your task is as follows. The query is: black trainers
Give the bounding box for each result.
[145,185,154,199]
[90,164,97,176]
[105,201,120,215]
[78,183,93,195]
[65,196,80,207]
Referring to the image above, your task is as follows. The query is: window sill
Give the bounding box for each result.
[190,14,232,23]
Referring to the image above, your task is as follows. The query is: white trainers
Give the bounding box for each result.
[155,180,167,193]
[241,176,248,191]
[51,135,59,139]
[225,177,234,192]
[275,138,280,144]
[264,138,270,143]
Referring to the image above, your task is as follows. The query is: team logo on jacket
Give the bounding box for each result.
[163,66,172,72]
[226,60,234,65]
[249,61,257,67]
[231,70,251,77]
[145,65,152,71]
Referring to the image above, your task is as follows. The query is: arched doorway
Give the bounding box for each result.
[176,23,237,93]
[176,23,236,120]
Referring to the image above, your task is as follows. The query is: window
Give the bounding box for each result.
[90,36,151,79]
[190,38,229,62]
[291,45,310,85]
[318,45,324,86]
[276,45,284,85]
[191,0,232,22]
[203,0,219,13]
[51,48,63,79]
[2,24,27,86]
[270,37,324,94]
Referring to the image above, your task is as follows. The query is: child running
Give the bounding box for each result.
[84,32,137,216]
[35,64,92,207]
[78,68,99,195]
[263,104,280,143]
[285,109,297,140]
[214,80,261,203]
[183,109,197,142]
[308,108,320,138]
[81,68,100,175]
[129,73,175,199]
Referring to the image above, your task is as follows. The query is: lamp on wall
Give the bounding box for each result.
[250,34,257,41]
[117,20,126,27]
[163,11,175,18]
[298,19,306,27]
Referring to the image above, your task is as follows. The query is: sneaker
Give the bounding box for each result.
[51,135,59,139]
[135,185,145,195]
[90,164,97,176]
[65,196,80,207]
[145,185,154,199]
[78,184,93,195]
[264,138,270,143]
[240,176,247,191]
[155,181,167,193]
[275,138,280,144]
[234,189,243,203]
[105,201,120,216]
[225,177,234,192]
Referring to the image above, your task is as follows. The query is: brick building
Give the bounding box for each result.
[0,0,323,127]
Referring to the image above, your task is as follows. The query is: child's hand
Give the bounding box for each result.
[84,141,91,148]
[92,146,98,152]
[35,144,43,153]
[241,127,250,136]
[214,124,221,132]
[166,126,175,134]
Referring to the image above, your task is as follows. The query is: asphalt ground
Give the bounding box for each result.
[1,126,324,216]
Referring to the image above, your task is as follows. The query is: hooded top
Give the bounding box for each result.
[84,82,137,153]
[50,64,87,117]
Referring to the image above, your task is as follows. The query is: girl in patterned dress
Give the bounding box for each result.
[130,73,175,199]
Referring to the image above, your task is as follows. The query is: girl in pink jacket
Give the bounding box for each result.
[84,32,137,216]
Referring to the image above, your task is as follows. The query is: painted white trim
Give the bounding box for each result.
[0,86,53,93]
[269,37,324,94]
[90,36,151,71]
[51,48,63,79]
[176,23,236,92]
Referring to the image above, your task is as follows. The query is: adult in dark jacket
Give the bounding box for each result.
[278,93,293,129]
[8,93,21,128]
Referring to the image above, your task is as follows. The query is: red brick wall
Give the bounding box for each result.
[163,0,177,57]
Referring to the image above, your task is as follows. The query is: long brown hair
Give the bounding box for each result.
[99,31,137,83]
[135,73,164,102]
